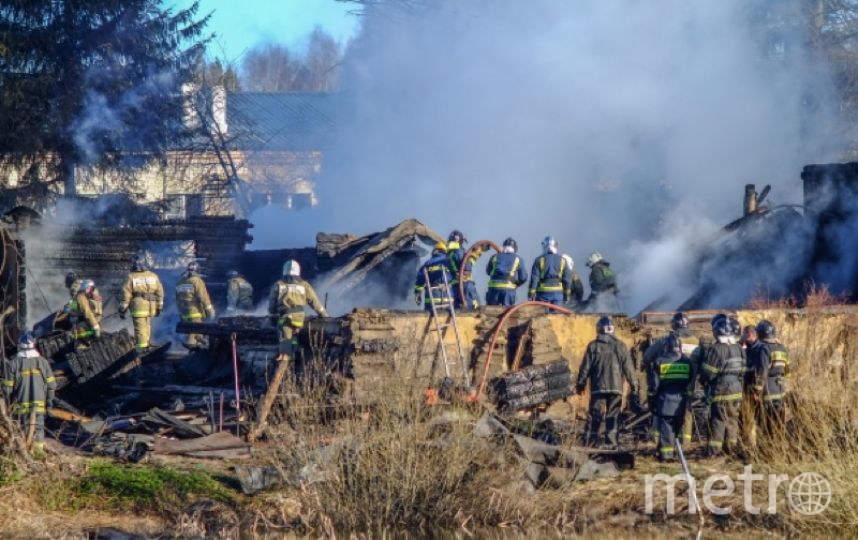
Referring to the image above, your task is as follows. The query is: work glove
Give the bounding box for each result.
[563,295,570,304]
[528,292,536,301]
[415,293,422,306]
[156,306,163,317]
[119,309,127,320]
[94,327,102,339]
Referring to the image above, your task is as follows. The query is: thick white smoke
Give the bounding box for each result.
[285,0,842,313]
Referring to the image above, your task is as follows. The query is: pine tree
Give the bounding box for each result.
[0,0,210,194]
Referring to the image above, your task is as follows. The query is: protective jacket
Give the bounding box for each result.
[415,253,454,309]
[120,270,163,318]
[486,252,527,290]
[528,253,572,298]
[748,340,790,402]
[649,351,695,417]
[176,272,215,321]
[699,339,746,402]
[589,261,618,294]
[227,276,254,311]
[568,272,585,304]
[69,290,101,339]
[576,334,637,396]
[3,349,55,414]
[447,242,478,285]
[643,328,701,374]
[268,276,327,328]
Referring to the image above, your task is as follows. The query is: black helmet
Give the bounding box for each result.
[131,254,146,272]
[187,261,201,274]
[65,271,77,289]
[448,230,467,245]
[18,332,35,350]
[671,311,688,330]
[729,316,742,338]
[712,316,731,337]
[596,316,614,335]
[664,333,682,356]
[503,237,517,252]
[756,320,776,340]
[227,270,239,280]
[710,313,728,330]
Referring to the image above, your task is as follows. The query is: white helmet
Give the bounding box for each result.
[283,260,301,277]
[586,251,603,268]
[541,236,558,255]
[562,254,574,272]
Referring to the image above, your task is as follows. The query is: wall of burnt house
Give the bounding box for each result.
[801,162,858,300]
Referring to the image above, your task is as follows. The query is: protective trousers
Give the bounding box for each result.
[586,394,622,447]
[535,291,563,305]
[486,289,516,307]
[17,413,45,449]
[749,399,786,451]
[278,324,298,356]
[132,316,151,351]
[657,414,685,461]
[708,400,741,455]
[454,282,480,311]
[180,313,205,349]
[681,407,695,444]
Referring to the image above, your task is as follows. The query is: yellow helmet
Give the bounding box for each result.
[433,241,448,253]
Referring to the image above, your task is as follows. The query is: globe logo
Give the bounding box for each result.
[788,472,832,516]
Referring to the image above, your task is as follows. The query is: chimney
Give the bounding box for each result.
[181,83,200,130]
[211,85,228,135]
[744,184,757,216]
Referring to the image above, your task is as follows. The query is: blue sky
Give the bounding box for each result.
[172,0,361,62]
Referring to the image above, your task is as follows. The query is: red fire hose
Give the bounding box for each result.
[470,301,574,402]
[457,240,501,307]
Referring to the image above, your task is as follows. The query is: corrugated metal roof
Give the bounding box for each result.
[226,92,336,151]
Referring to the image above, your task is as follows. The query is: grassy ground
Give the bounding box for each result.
[1,297,857,538]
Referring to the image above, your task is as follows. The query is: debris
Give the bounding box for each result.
[153,431,251,460]
[489,360,574,412]
[141,408,207,439]
[235,465,284,495]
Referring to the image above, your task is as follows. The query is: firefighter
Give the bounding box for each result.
[64,271,102,319]
[699,315,746,457]
[119,255,164,352]
[642,312,701,445]
[268,260,327,362]
[561,254,586,308]
[585,251,619,310]
[68,279,102,342]
[226,270,254,313]
[747,320,790,443]
[176,261,216,350]
[528,236,572,306]
[648,333,695,461]
[415,242,454,313]
[3,333,55,451]
[576,316,638,448]
[447,230,481,311]
[485,237,527,306]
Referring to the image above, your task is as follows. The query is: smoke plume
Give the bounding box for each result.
[287,0,844,312]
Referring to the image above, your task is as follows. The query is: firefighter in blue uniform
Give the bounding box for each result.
[485,238,527,306]
[446,230,481,311]
[528,236,573,306]
[415,242,454,313]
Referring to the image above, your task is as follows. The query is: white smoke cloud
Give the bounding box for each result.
[293,0,843,312]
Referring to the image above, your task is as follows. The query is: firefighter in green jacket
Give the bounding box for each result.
[576,316,638,447]
[176,261,215,349]
[585,251,619,310]
[68,279,102,342]
[4,333,56,451]
[268,260,327,363]
[226,270,254,313]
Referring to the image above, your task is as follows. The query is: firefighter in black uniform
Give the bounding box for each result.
[648,333,696,461]
[747,319,790,444]
[699,315,746,456]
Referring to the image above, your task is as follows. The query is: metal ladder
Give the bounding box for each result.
[423,266,470,387]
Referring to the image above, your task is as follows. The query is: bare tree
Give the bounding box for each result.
[240,27,342,92]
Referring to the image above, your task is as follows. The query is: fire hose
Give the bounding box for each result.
[457,240,501,306]
[470,301,575,402]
